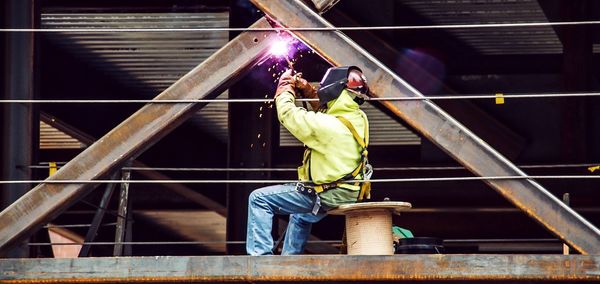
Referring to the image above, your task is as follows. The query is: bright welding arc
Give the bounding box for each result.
[270,39,294,70]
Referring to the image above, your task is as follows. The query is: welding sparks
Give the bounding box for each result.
[270,39,295,69]
[270,40,289,57]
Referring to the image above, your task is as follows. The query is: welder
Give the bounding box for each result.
[246,66,372,255]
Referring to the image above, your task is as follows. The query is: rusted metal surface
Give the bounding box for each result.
[2,255,600,282]
[250,0,600,254]
[0,18,279,253]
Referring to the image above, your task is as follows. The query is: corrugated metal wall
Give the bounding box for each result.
[40,121,86,149]
[41,11,231,142]
[41,9,420,146]
[402,0,562,55]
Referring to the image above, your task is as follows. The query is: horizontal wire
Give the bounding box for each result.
[27,238,565,246]
[443,238,560,244]
[28,163,600,172]
[3,20,600,33]
[2,175,600,185]
[3,92,600,104]
[26,240,340,246]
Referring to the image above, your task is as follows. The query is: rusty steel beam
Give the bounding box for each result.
[41,114,337,254]
[0,18,279,253]
[325,9,526,160]
[2,255,600,282]
[250,0,600,254]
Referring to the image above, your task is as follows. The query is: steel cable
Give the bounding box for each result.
[3,92,600,104]
[3,20,600,33]
[26,238,565,246]
[2,175,600,185]
[28,163,600,172]
[26,240,339,246]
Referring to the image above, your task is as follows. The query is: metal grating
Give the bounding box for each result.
[41,11,231,143]
[280,102,421,146]
[401,0,562,55]
[40,121,86,149]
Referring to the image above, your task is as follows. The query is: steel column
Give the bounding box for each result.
[250,0,600,254]
[2,255,600,282]
[0,18,279,253]
[1,0,35,258]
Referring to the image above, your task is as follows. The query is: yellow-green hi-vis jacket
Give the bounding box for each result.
[275,89,369,208]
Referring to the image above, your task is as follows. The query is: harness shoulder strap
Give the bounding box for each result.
[335,115,372,201]
[336,116,367,148]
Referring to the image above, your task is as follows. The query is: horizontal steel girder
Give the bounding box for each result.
[250,0,600,254]
[0,18,278,253]
[2,255,600,282]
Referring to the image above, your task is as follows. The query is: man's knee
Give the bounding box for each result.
[248,190,260,205]
[248,189,268,207]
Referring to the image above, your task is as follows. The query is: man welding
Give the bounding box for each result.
[246,66,372,255]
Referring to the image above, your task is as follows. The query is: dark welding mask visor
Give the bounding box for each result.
[317,66,367,108]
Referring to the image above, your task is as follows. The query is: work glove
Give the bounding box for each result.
[294,77,317,99]
[295,76,320,110]
[275,69,296,99]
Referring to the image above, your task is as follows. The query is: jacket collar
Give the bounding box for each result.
[324,89,359,115]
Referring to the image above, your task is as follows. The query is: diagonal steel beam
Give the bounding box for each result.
[0,18,279,253]
[42,113,337,254]
[250,0,600,254]
[325,9,526,160]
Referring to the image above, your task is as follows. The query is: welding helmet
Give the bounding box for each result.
[317,66,369,108]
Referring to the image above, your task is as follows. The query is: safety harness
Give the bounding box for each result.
[302,113,372,202]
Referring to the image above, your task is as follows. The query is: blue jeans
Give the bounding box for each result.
[246,183,328,255]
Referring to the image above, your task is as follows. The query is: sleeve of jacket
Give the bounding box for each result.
[275,92,336,152]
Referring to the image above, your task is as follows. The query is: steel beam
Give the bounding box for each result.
[250,0,600,254]
[0,18,279,253]
[325,9,526,160]
[2,255,600,282]
[40,113,337,254]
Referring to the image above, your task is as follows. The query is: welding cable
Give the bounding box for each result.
[3,20,600,33]
[29,163,600,172]
[3,175,600,185]
[3,92,600,104]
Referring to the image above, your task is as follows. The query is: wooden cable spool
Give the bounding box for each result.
[329,201,411,255]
